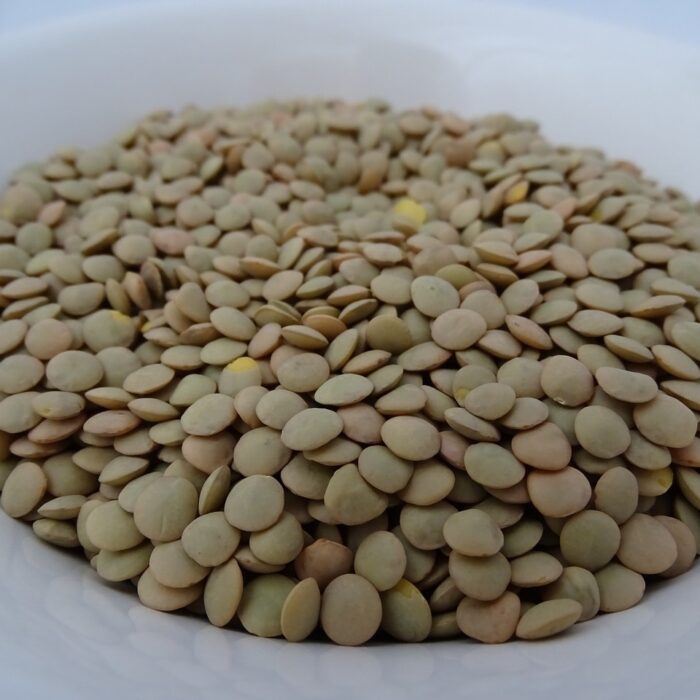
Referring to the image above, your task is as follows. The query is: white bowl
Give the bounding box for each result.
[1,2,699,698]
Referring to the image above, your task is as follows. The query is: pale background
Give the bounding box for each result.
[2,0,700,45]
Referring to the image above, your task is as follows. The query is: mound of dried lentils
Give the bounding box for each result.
[1,99,699,645]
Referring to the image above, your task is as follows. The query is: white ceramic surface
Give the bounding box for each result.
[1,2,699,698]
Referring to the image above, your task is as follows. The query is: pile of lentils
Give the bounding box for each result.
[0,100,699,646]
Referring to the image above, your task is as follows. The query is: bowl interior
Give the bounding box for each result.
[1,2,699,698]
